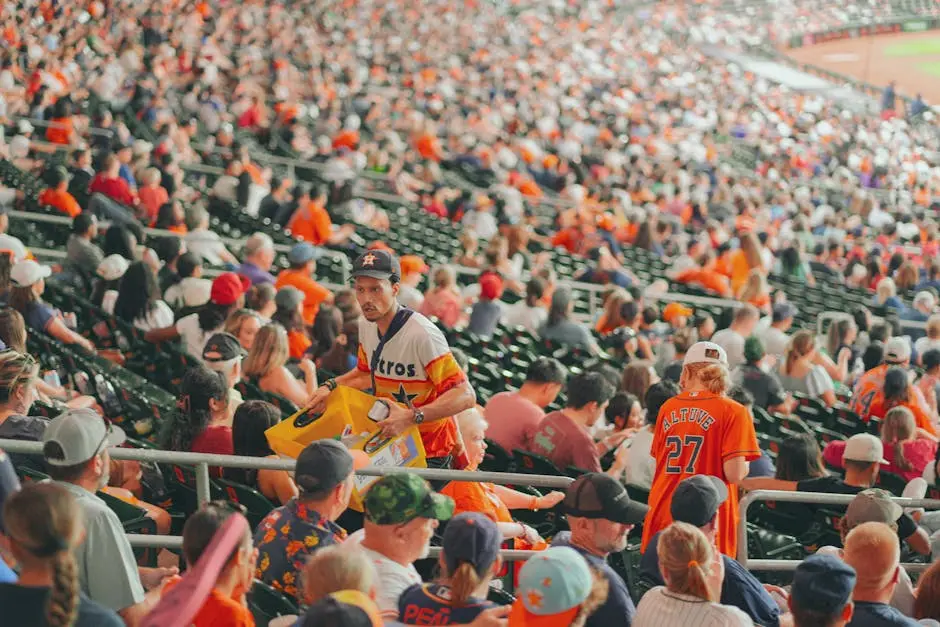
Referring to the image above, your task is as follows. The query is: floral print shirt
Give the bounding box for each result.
[253,498,347,599]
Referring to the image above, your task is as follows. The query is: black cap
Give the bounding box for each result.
[564,473,648,525]
[299,596,375,627]
[351,250,400,282]
[791,554,856,614]
[202,332,247,362]
[670,475,728,527]
[295,440,355,495]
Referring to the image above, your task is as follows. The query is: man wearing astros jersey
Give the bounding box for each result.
[305,249,475,462]
[641,341,760,558]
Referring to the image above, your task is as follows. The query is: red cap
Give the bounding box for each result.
[479,272,504,301]
[210,273,251,306]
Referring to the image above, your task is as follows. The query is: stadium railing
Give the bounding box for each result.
[738,489,940,574]
[0,438,571,559]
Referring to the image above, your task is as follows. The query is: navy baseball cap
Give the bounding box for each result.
[670,475,728,528]
[791,554,856,614]
[442,512,502,576]
[352,250,400,282]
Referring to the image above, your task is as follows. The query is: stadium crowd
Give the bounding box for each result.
[3,0,940,625]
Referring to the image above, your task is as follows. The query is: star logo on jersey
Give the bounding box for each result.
[392,384,418,406]
[361,253,377,266]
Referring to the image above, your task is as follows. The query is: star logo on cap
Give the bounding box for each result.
[526,590,544,609]
[541,577,552,588]
[361,253,377,267]
[392,384,419,406]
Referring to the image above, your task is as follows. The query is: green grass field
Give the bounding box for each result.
[919,61,940,77]
[885,39,940,57]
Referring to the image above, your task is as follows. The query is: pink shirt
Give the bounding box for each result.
[419,288,463,328]
[484,392,545,453]
[823,437,938,482]
[529,410,600,472]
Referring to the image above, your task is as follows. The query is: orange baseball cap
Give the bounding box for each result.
[662,302,693,324]
[400,255,429,276]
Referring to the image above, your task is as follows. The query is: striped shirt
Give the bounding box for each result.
[633,587,753,627]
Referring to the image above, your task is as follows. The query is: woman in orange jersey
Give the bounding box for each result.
[641,342,760,559]
[729,232,765,295]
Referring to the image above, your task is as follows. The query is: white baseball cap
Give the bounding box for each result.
[842,433,889,465]
[683,341,728,367]
[10,259,51,287]
[42,408,126,467]
[884,337,911,364]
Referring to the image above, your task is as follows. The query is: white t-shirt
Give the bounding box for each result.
[164,277,213,309]
[359,546,422,618]
[915,337,940,359]
[185,231,228,266]
[633,587,752,627]
[502,301,547,334]
[101,290,118,315]
[620,427,656,490]
[133,301,175,332]
[175,313,215,360]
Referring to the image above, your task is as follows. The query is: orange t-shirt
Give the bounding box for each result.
[674,269,733,298]
[729,249,755,294]
[440,480,513,523]
[45,117,74,145]
[161,577,255,627]
[287,330,312,360]
[38,188,82,217]
[275,268,332,326]
[287,202,332,245]
[852,365,936,435]
[642,391,760,558]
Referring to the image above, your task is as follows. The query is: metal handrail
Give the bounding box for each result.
[738,489,940,573]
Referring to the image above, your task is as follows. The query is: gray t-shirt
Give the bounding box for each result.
[66,235,104,276]
[541,319,596,350]
[56,481,145,612]
[467,300,503,338]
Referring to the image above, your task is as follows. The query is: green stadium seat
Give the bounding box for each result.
[215,478,277,529]
[249,580,298,625]
[481,438,513,473]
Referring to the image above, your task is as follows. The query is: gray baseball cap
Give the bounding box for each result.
[42,408,126,467]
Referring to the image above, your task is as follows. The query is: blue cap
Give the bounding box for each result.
[288,242,321,265]
[791,554,856,613]
[514,546,592,617]
[442,512,502,576]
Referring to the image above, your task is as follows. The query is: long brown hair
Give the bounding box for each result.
[657,521,717,602]
[739,232,763,271]
[881,406,916,472]
[915,558,940,621]
[4,483,82,627]
[0,308,27,353]
[242,324,289,378]
[784,330,815,376]
[621,360,655,403]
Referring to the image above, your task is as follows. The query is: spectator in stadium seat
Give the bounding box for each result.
[254,440,369,599]
[814,489,917,617]
[160,502,257,626]
[41,409,177,621]
[136,167,169,225]
[918,350,940,415]
[757,302,797,362]
[484,356,566,453]
[89,154,135,207]
[237,232,276,286]
[153,236,184,295]
[275,242,334,326]
[732,336,791,414]
[159,366,232,458]
[0,350,50,462]
[9,260,95,352]
[878,369,937,439]
[529,371,624,474]
[358,473,455,619]
[915,317,940,365]
[183,206,238,266]
[68,148,95,202]
[540,287,601,355]
[225,400,297,505]
[635,521,752,626]
[287,185,355,246]
[38,165,82,217]
[93,254,129,313]
[610,380,680,490]
[639,476,784,626]
[243,324,317,406]
[202,331,247,415]
[398,512,502,624]
[153,200,187,234]
[502,276,547,334]
[271,286,313,359]
[710,304,759,368]
[467,273,504,339]
[914,560,940,623]
[247,282,278,323]
[146,271,250,359]
[742,433,931,556]
[788,554,856,627]
[553,473,646,627]
[842,522,921,627]
[164,252,212,310]
[442,408,563,544]
[420,265,466,329]
[825,407,937,482]
[0,483,123,626]
[621,361,659,411]
[258,176,291,225]
[397,255,429,311]
[112,261,175,332]
[224,309,264,352]
[65,213,103,278]
[853,338,932,423]
[779,330,838,407]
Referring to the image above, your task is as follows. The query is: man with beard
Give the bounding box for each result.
[305,249,476,465]
[552,473,649,627]
[41,409,177,624]
[357,473,455,620]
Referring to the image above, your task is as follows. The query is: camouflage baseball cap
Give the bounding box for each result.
[363,472,454,525]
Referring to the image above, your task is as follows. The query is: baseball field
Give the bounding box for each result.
[787,30,940,103]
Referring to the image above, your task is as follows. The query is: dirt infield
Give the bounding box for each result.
[787,31,940,104]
